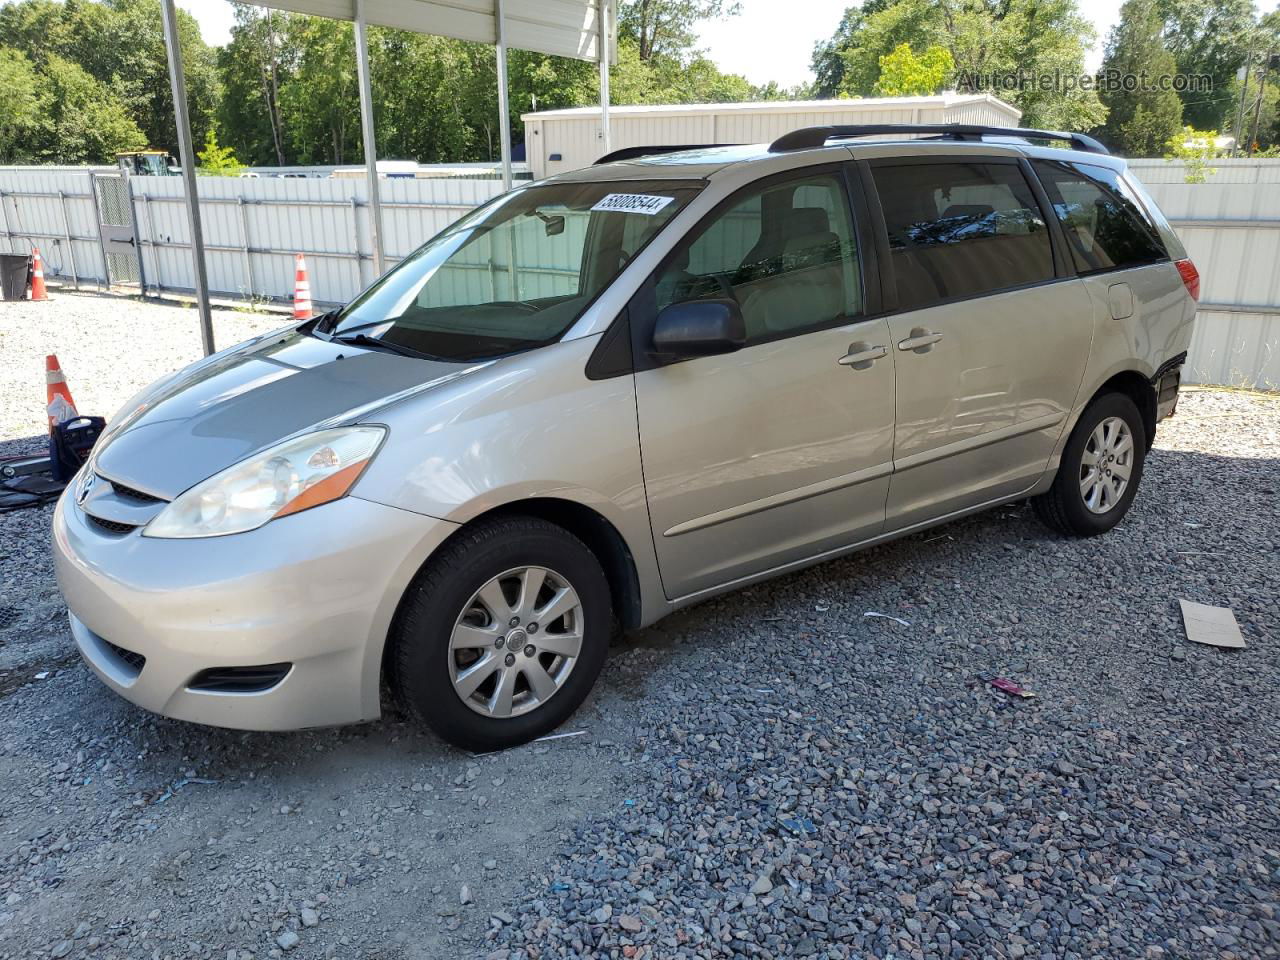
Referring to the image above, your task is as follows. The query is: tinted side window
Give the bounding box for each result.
[654,172,861,344]
[1032,160,1169,274]
[871,161,1054,311]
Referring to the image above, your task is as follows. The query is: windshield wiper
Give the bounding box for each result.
[329,318,396,338]
[331,332,442,361]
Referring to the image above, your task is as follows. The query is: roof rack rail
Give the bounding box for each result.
[768,124,1108,155]
[594,144,736,164]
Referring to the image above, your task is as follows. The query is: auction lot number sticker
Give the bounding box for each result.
[590,193,676,215]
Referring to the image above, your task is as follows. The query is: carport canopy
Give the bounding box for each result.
[159,0,617,355]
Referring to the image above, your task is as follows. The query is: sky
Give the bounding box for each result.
[180,0,1278,89]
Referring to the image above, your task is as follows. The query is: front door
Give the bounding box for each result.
[633,167,896,599]
[867,158,1093,529]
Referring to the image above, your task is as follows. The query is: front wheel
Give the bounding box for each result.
[390,517,611,751]
[1033,392,1147,537]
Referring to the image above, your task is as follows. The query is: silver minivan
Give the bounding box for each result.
[53,125,1199,749]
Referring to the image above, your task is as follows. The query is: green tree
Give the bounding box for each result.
[278,16,359,164]
[218,5,295,166]
[0,0,220,157]
[817,0,1105,129]
[812,5,877,98]
[873,43,953,96]
[1163,124,1222,181]
[619,0,741,61]
[0,46,50,163]
[37,54,147,163]
[1099,0,1184,155]
[1156,0,1254,131]
[197,127,243,174]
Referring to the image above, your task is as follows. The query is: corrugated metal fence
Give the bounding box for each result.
[2,159,1279,389]
[0,169,505,306]
[1130,158,1280,390]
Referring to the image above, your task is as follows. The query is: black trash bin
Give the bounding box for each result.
[0,253,31,301]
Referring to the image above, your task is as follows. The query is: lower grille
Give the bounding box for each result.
[188,663,292,694]
[87,515,138,536]
[102,639,146,675]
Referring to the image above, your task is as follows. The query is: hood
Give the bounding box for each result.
[94,331,473,499]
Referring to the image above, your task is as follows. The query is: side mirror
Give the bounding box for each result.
[651,299,746,359]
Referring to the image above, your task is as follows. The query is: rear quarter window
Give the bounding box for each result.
[1032,160,1172,274]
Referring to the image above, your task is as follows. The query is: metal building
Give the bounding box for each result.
[521,94,1021,179]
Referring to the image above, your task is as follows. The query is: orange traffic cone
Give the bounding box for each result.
[29,247,49,301]
[46,354,78,430]
[292,254,313,320]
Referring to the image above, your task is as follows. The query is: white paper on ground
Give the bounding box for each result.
[1179,600,1246,649]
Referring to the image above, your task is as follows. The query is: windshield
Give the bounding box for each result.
[328,179,702,361]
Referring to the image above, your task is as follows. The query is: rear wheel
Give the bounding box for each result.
[391,517,611,751]
[1033,392,1147,537]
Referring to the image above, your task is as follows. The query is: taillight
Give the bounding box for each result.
[1175,258,1200,302]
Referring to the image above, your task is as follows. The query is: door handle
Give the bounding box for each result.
[837,342,887,369]
[898,328,943,353]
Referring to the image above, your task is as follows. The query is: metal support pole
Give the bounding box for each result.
[142,194,161,297]
[237,197,256,302]
[599,0,611,156]
[347,196,364,288]
[161,0,215,355]
[57,191,80,290]
[495,0,514,191]
[354,0,385,276]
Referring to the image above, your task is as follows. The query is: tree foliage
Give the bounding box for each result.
[1098,0,1184,155]
[873,43,953,97]
[816,0,1106,130]
[0,0,218,160]
[619,0,741,61]
[197,128,242,174]
[0,47,51,164]
[214,0,771,167]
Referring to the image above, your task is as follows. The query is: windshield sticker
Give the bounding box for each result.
[590,193,676,216]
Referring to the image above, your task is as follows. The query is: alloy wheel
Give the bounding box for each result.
[1079,415,1134,514]
[448,566,584,718]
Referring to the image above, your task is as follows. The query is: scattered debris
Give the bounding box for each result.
[777,816,818,836]
[989,677,1036,699]
[863,611,910,626]
[1179,600,1246,649]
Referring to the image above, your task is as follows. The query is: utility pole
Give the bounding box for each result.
[1233,50,1253,157]
[1248,49,1274,157]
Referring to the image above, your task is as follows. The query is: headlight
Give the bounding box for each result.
[143,426,386,539]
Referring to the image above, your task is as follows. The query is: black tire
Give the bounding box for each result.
[390,516,611,751]
[1033,391,1147,537]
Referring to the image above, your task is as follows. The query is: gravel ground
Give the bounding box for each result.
[2,293,1279,959]
[1,289,281,441]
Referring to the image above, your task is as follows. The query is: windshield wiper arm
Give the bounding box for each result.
[332,332,441,361]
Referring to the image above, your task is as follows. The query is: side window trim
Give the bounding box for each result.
[1018,157,1075,279]
[630,162,873,372]
[864,153,1070,316]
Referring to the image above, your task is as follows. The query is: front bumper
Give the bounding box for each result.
[52,488,457,730]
